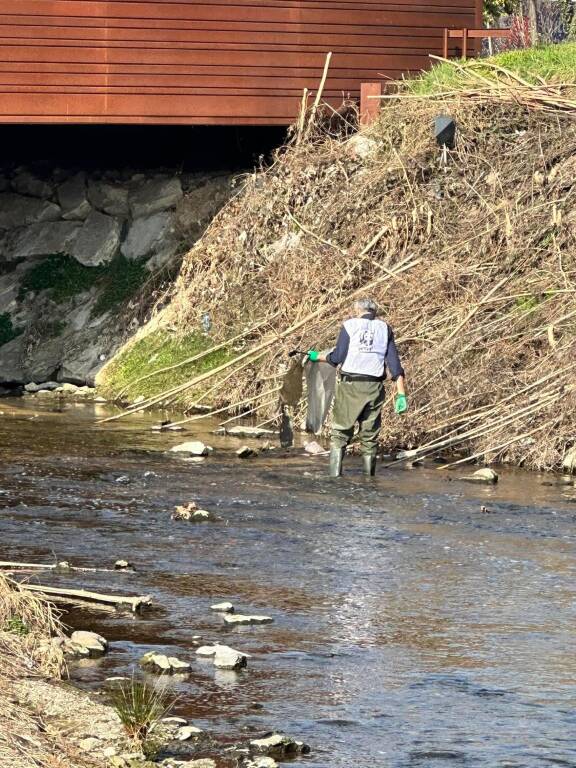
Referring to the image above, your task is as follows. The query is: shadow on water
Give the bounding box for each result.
[0,400,575,767]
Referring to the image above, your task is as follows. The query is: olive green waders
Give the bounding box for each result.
[329,378,385,476]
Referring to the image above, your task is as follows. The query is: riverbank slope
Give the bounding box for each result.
[98,45,576,472]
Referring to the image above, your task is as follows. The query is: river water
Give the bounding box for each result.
[0,399,575,768]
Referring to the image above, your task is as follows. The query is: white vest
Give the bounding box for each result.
[341,317,389,378]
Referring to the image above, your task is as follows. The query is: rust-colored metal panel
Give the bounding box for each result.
[0,0,480,125]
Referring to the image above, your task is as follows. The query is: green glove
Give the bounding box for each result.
[394,394,408,414]
[307,349,320,362]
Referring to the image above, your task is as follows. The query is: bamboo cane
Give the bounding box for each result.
[98,257,421,423]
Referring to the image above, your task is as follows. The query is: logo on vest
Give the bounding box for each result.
[358,327,375,351]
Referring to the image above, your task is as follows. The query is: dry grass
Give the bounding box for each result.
[109,65,576,471]
[0,574,103,768]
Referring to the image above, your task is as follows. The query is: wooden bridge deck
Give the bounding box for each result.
[0,0,482,125]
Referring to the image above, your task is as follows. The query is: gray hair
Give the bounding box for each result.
[354,297,378,316]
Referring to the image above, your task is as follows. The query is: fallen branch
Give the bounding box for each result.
[19,584,152,613]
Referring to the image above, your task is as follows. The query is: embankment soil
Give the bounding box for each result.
[99,45,576,472]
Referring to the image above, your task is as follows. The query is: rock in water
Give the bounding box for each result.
[236,445,256,459]
[195,645,218,657]
[245,758,279,768]
[210,601,234,613]
[70,630,108,657]
[223,614,273,626]
[213,645,249,670]
[170,441,210,456]
[175,725,204,741]
[140,652,191,675]
[249,733,310,758]
[461,468,499,485]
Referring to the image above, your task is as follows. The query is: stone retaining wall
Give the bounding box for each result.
[0,167,233,386]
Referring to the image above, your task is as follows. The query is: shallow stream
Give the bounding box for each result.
[0,399,575,767]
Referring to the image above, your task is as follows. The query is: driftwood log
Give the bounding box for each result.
[19,584,151,613]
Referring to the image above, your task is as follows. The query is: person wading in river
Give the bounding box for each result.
[307,298,407,477]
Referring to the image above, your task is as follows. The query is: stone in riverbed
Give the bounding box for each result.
[213,645,249,670]
[170,441,210,456]
[24,381,60,393]
[461,468,499,485]
[211,601,234,613]
[70,630,108,657]
[236,445,256,459]
[72,210,121,266]
[195,645,218,657]
[223,614,273,626]
[140,652,191,674]
[249,733,310,758]
[244,758,279,768]
[175,725,204,741]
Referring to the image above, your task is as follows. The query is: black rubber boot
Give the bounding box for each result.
[329,446,345,477]
[362,454,377,477]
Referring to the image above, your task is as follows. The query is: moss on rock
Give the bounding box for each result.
[97,329,233,405]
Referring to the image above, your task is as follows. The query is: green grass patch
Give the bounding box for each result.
[4,616,29,636]
[98,328,233,404]
[406,42,576,95]
[0,312,21,347]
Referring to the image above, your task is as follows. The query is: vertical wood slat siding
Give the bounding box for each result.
[0,0,482,125]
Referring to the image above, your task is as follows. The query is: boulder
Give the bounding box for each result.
[210,601,234,613]
[249,733,310,758]
[170,441,209,456]
[236,446,256,459]
[461,467,499,485]
[12,170,52,198]
[562,447,576,474]
[121,212,176,262]
[87,180,129,216]
[223,614,273,626]
[245,758,278,768]
[70,630,108,657]
[129,177,183,218]
[0,194,61,230]
[58,172,91,220]
[63,641,91,659]
[175,726,203,741]
[140,652,191,674]
[24,381,60,392]
[72,210,121,266]
[114,559,133,570]
[195,645,218,657]
[213,645,248,671]
[10,221,80,259]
